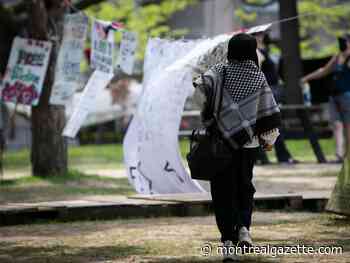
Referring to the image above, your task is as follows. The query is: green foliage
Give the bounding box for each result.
[298,0,350,58]
[235,0,350,58]
[85,0,197,60]
[235,8,257,23]
[245,0,267,4]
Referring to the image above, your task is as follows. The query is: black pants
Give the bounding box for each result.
[274,128,292,162]
[210,147,257,243]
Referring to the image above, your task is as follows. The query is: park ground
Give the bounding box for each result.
[0,139,349,262]
[0,139,340,203]
[0,212,349,262]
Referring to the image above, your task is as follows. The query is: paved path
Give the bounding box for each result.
[78,163,340,200]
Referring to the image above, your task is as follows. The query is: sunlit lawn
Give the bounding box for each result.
[0,138,337,204]
[2,138,337,170]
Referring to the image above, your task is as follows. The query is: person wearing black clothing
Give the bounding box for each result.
[194,33,281,262]
[254,31,298,164]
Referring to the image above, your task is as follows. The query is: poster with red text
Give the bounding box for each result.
[1,37,52,106]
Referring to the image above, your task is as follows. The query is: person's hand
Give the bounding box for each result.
[338,53,347,65]
[263,143,273,151]
[192,74,203,88]
[259,137,273,151]
[300,77,308,85]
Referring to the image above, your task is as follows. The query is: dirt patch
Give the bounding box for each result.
[0,212,349,263]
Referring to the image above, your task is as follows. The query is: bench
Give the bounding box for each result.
[180,104,328,163]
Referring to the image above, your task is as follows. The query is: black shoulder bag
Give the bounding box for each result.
[186,67,232,181]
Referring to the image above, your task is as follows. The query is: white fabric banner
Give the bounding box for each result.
[123,24,272,195]
[142,38,199,87]
[123,39,204,195]
[50,13,88,105]
[117,31,138,75]
[63,71,113,138]
[1,37,52,106]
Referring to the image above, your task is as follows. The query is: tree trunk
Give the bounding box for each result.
[29,0,67,177]
[279,0,303,104]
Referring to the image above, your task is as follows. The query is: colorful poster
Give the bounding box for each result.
[63,71,113,138]
[117,31,138,75]
[50,13,88,105]
[1,37,52,106]
[91,19,115,74]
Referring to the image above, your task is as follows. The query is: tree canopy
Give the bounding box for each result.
[235,0,350,58]
[0,0,197,67]
[85,0,197,59]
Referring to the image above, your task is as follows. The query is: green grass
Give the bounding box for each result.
[3,144,125,170]
[0,139,338,204]
[267,138,337,162]
[180,138,337,162]
[2,138,337,171]
[0,170,135,203]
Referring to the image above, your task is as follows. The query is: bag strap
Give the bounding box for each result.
[197,66,226,134]
[210,66,226,124]
[217,66,226,114]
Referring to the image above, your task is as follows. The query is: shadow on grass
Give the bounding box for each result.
[0,170,135,203]
[322,214,350,227]
[144,256,277,263]
[0,241,147,263]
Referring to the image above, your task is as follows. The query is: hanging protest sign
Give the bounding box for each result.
[63,71,113,138]
[1,37,52,106]
[91,19,115,74]
[117,31,138,75]
[124,23,272,194]
[123,38,204,194]
[50,13,88,105]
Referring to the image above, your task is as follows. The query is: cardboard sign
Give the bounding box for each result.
[117,31,138,75]
[91,19,115,74]
[50,13,88,105]
[63,71,113,138]
[1,37,52,106]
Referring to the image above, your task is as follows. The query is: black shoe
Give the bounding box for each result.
[332,156,344,164]
[280,158,299,165]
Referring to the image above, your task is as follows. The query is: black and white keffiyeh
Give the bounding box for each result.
[195,60,281,149]
[212,61,265,103]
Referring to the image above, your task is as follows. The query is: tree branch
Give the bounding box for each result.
[29,0,48,40]
[10,0,106,16]
[75,0,107,10]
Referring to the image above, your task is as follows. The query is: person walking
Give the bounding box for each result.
[302,34,350,162]
[254,30,299,164]
[194,33,281,262]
